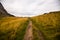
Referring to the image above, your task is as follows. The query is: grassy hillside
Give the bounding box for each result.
[0,11,60,40]
[31,11,60,40]
[0,17,29,40]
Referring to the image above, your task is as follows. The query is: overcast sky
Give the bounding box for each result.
[0,0,60,17]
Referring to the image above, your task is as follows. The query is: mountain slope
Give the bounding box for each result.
[0,2,14,18]
[31,11,60,40]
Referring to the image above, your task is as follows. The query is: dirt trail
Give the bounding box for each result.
[23,21,33,40]
[23,20,45,40]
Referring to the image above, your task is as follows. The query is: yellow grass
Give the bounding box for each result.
[31,11,60,40]
[0,17,29,40]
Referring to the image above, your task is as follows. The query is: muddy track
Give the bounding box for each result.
[23,21,33,40]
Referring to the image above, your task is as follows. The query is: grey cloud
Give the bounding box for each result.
[0,0,60,17]
[19,13,36,15]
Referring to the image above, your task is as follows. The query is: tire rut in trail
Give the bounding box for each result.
[23,21,33,40]
[32,23,45,40]
[35,29,45,40]
[38,31,45,40]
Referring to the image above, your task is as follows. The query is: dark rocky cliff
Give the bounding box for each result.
[0,2,14,17]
